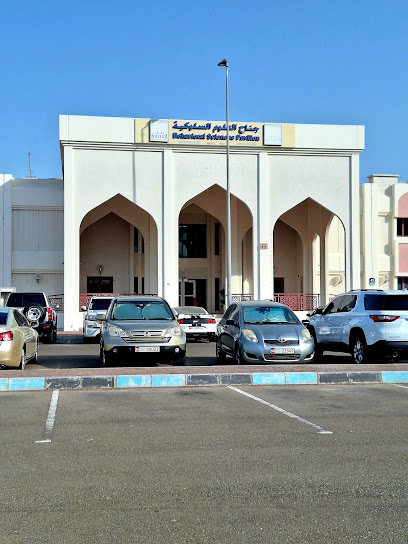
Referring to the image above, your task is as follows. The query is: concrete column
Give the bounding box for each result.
[63,147,82,331]
[129,224,134,293]
[349,154,361,289]
[320,232,328,305]
[231,197,241,294]
[0,174,12,287]
[161,149,178,307]
[258,152,273,299]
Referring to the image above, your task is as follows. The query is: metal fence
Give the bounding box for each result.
[273,293,320,311]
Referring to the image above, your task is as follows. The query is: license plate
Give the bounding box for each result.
[189,326,205,330]
[270,347,295,354]
[134,347,160,353]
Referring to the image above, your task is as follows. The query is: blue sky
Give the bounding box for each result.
[1,0,407,182]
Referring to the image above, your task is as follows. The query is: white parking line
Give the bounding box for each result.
[227,386,333,434]
[392,384,408,390]
[35,390,59,443]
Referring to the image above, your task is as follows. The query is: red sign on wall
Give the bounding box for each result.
[260,243,268,250]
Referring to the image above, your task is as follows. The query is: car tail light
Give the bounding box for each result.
[369,315,400,322]
[178,319,184,324]
[207,318,216,324]
[47,308,53,320]
[0,331,13,341]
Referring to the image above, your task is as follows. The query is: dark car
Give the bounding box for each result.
[216,300,315,364]
[5,292,58,343]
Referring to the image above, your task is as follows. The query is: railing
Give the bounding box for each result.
[273,293,320,311]
[49,295,64,311]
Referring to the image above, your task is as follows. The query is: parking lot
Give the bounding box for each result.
[1,383,408,543]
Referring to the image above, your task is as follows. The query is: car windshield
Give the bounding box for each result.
[111,301,174,320]
[243,306,299,324]
[6,293,46,307]
[0,311,8,325]
[364,294,408,311]
[175,306,207,315]
[89,299,113,311]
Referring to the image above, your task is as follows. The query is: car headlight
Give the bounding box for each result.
[242,329,258,343]
[108,326,128,337]
[302,328,312,342]
[164,326,183,338]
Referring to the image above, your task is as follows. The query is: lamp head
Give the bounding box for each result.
[218,59,228,67]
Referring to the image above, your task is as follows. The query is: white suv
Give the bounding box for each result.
[308,290,408,363]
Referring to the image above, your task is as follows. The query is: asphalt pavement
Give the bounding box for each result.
[1,384,408,543]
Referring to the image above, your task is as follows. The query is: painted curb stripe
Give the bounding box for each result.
[253,373,285,385]
[9,378,45,391]
[285,372,317,385]
[117,375,152,388]
[152,375,185,387]
[2,371,408,391]
[382,371,408,383]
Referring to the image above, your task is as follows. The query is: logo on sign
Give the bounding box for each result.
[369,277,375,286]
[150,120,169,142]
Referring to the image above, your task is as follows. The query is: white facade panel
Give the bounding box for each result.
[60,115,134,143]
[295,124,364,150]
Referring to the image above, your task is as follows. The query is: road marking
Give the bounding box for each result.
[392,384,408,390]
[227,386,333,434]
[35,390,59,443]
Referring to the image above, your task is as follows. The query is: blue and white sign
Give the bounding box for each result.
[369,277,375,286]
[150,120,169,142]
[264,124,282,146]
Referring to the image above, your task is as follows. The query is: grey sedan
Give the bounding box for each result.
[216,300,315,364]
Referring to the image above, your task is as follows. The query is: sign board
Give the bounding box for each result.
[260,243,268,250]
[150,120,169,142]
[369,277,375,286]
[264,124,282,146]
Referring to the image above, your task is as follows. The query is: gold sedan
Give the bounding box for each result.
[0,307,39,369]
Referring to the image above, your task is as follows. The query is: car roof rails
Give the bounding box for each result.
[348,289,384,292]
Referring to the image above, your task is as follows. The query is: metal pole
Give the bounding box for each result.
[218,59,231,308]
[225,64,231,308]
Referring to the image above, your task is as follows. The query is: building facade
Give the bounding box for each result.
[1,115,365,330]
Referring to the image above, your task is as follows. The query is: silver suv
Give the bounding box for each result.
[82,296,114,342]
[98,296,186,366]
[308,290,408,363]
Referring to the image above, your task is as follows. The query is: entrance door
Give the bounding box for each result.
[87,276,113,293]
[274,277,284,293]
[179,280,196,306]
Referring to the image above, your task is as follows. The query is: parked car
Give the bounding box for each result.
[216,300,314,364]
[308,289,408,364]
[98,296,186,366]
[81,296,115,342]
[174,306,217,341]
[5,292,58,343]
[0,307,39,369]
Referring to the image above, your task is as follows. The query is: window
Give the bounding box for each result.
[214,278,220,311]
[214,223,220,255]
[134,227,139,253]
[365,293,408,310]
[398,277,408,290]
[338,295,357,313]
[134,277,138,293]
[141,277,145,294]
[397,218,408,237]
[324,296,344,314]
[179,225,207,258]
[87,277,113,293]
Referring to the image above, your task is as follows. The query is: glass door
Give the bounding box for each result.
[179,280,196,306]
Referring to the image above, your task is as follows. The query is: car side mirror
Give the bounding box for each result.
[302,320,309,326]
[95,312,107,321]
[226,319,235,326]
[81,305,87,312]
[315,307,323,315]
[55,304,60,311]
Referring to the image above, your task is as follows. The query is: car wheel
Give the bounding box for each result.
[310,329,323,361]
[100,343,111,366]
[234,345,244,365]
[216,342,226,363]
[24,304,45,323]
[19,347,26,370]
[32,341,39,364]
[351,334,368,364]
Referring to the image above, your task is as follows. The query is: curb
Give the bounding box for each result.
[2,370,408,392]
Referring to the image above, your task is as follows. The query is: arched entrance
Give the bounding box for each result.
[178,184,253,313]
[273,198,345,308]
[80,194,158,305]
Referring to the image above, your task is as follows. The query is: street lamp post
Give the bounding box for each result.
[218,59,231,308]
